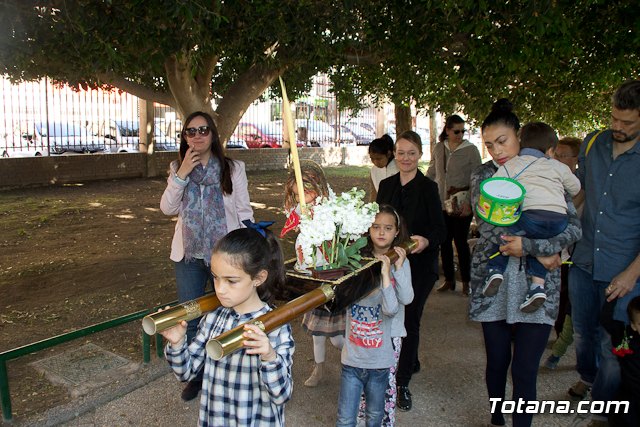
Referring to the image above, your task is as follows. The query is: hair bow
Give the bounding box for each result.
[242,220,275,238]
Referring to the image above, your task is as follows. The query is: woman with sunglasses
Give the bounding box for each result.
[160,111,254,401]
[428,115,481,296]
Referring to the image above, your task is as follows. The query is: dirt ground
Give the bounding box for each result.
[0,165,370,420]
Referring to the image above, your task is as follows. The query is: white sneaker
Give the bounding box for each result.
[482,273,503,297]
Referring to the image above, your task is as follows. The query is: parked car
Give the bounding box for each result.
[97,120,177,152]
[35,122,107,154]
[330,124,356,146]
[266,120,304,147]
[387,125,430,151]
[233,122,281,148]
[0,131,48,158]
[343,122,376,145]
[359,122,377,135]
[155,118,182,141]
[225,138,248,150]
[295,119,335,147]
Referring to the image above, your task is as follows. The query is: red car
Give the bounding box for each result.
[233,122,281,148]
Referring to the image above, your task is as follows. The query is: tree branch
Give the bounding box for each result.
[214,62,287,142]
[96,72,175,107]
[196,54,219,90]
[344,47,384,66]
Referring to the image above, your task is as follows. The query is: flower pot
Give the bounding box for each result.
[311,266,351,281]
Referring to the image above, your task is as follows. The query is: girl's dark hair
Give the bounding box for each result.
[212,227,285,304]
[627,296,640,323]
[481,99,520,133]
[363,204,409,256]
[519,122,558,154]
[438,114,465,143]
[368,134,395,159]
[179,111,233,195]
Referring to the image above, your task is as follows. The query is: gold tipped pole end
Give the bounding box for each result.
[142,316,158,335]
[206,339,224,361]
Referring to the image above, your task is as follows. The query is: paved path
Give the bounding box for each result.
[17,283,579,427]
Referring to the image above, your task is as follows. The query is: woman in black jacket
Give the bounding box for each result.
[377,130,446,411]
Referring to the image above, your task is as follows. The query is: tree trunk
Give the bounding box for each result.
[165,55,216,123]
[164,55,285,145]
[394,104,412,136]
[215,63,283,144]
[429,107,437,158]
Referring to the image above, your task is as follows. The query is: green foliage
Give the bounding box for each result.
[1,1,638,135]
[330,0,639,135]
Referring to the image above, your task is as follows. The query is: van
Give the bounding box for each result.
[35,122,107,154]
[98,120,177,152]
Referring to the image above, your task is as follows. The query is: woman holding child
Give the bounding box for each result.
[468,99,582,427]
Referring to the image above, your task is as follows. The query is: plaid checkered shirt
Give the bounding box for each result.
[165,304,295,427]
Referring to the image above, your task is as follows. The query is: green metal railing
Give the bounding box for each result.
[0,301,175,422]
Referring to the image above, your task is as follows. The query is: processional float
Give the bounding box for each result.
[142,77,416,360]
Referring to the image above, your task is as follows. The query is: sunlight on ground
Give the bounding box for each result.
[250,202,267,209]
[115,214,135,219]
[89,202,103,207]
[145,207,160,212]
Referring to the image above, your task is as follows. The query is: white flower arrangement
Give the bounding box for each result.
[297,187,379,270]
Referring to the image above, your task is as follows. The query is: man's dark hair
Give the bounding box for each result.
[612,80,640,112]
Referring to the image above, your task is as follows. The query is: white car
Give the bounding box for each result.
[35,122,107,154]
[1,132,48,158]
[295,119,335,147]
[98,120,177,152]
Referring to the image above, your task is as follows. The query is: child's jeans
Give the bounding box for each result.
[336,364,389,427]
[487,209,568,280]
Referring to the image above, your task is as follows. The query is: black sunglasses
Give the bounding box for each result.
[452,129,467,135]
[184,126,211,137]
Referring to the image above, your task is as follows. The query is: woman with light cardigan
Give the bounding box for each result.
[428,114,481,296]
[160,111,254,401]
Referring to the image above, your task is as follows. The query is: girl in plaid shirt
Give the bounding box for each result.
[161,225,295,427]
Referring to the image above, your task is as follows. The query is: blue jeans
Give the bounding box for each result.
[487,209,568,280]
[336,364,389,427]
[568,265,640,404]
[174,258,213,343]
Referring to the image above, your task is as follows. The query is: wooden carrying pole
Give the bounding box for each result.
[205,239,418,359]
[206,284,334,360]
[142,295,221,335]
[279,77,307,215]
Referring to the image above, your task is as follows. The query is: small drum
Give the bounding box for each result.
[476,177,526,226]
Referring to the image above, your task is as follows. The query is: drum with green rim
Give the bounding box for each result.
[476,177,526,226]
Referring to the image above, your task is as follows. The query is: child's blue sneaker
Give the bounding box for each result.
[519,286,547,313]
[544,354,560,370]
[482,273,503,297]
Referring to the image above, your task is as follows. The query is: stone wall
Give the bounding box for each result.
[0,146,372,188]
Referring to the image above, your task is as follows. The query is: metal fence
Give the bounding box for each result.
[1,74,441,159]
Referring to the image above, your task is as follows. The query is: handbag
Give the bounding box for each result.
[445,189,471,216]
[442,145,471,216]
